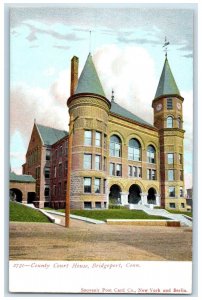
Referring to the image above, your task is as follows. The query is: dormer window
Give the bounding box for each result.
[167,98,173,110]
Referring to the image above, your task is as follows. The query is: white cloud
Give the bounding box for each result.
[94,44,157,124]
[10,70,70,162]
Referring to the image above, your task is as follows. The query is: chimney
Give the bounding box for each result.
[70,56,79,96]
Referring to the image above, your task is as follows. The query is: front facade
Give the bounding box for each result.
[22,51,188,211]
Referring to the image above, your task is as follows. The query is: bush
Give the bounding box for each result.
[108,204,128,209]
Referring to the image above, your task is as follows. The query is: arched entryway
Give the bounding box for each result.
[128,184,141,204]
[109,184,122,204]
[147,188,156,204]
[10,188,23,202]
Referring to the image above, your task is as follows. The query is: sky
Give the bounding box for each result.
[9,5,194,189]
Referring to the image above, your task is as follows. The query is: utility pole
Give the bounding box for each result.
[65,114,73,227]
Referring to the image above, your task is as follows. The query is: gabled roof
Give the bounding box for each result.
[36,124,68,146]
[110,101,153,127]
[10,172,36,183]
[155,57,180,99]
[74,53,106,98]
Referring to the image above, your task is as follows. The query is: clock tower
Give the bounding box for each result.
[152,56,187,211]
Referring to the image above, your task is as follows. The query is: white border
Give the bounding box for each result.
[2,0,201,299]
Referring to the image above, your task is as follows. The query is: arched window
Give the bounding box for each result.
[128,138,141,161]
[167,116,173,128]
[110,135,121,157]
[177,117,182,129]
[147,145,156,163]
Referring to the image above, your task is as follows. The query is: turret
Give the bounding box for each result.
[67,53,111,209]
[152,56,186,211]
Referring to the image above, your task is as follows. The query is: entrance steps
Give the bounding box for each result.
[128,204,192,227]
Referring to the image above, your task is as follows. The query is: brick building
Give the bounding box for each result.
[22,51,188,211]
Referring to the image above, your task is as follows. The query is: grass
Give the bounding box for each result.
[9,201,50,223]
[166,210,192,218]
[70,209,168,221]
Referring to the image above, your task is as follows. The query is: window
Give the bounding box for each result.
[95,131,101,147]
[147,169,156,180]
[58,182,61,196]
[179,154,183,164]
[84,177,92,193]
[95,202,102,209]
[84,202,92,209]
[133,166,137,177]
[128,138,141,161]
[110,163,115,176]
[45,167,50,179]
[84,130,92,146]
[180,187,184,197]
[104,134,107,149]
[44,185,50,197]
[64,181,67,195]
[103,157,107,171]
[64,141,68,155]
[152,169,156,180]
[180,170,183,180]
[55,150,58,159]
[169,186,175,197]
[178,117,182,129]
[95,155,101,170]
[35,167,40,179]
[59,163,62,177]
[138,167,142,178]
[128,166,132,177]
[169,203,176,208]
[167,98,173,109]
[110,135,121,157]
[46,149,51,161]
[103,179,107,194]
[53,185,56,196]
[168,170,174,181]
[64,161,68,175]
[181,203,185,208]
[116,164,122,176]
[94,178,101,193]
[59,146,62,157]
[168,153,174,164]
[147,145,156,163]
[84,154,92,169]
[54,166,57,177]
[167,116,173,128]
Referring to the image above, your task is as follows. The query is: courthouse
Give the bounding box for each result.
[22,50,187,211]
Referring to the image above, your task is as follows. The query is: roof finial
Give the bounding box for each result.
[111,89,115,102]
[163,36,170,58]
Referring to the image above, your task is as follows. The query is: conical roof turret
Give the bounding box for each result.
[74,53,106,98]
[154,57,180,99]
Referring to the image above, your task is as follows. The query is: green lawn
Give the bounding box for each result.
[70,209,168,221]
[9,201,50,223]
[166,210,192,218]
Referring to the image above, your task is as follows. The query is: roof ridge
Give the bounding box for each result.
[110,101,153,127]
[36,123,68,133]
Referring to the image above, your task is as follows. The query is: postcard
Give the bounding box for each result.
[8,3,194,295]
